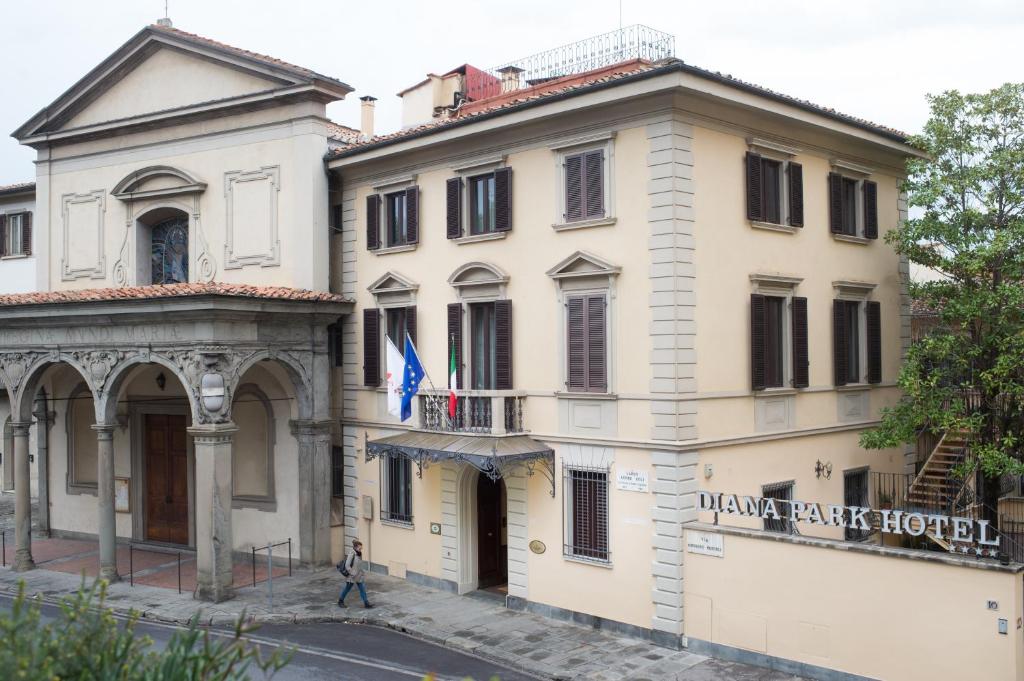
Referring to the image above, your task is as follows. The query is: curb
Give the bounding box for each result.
[0,582,559,680]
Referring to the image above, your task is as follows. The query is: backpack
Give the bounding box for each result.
[336,552,353,577]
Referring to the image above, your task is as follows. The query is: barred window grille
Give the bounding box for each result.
[381,453,413,524]
[844,468,870,541]
[762,481,794,534]
[331,446,344,500]
[564,466,609,562]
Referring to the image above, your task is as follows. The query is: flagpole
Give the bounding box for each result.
[404,333,461,430]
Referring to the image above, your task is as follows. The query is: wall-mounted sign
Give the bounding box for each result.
[430,522,441,535]
[616,470,648,492]
[529,540,546,555]
[114,477,131,513]
[686,530,723,557]
[698,490,1001,556]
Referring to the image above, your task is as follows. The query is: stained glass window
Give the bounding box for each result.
[151,216,189,285]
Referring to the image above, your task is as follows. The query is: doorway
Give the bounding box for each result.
[144,413,189,544]
[476,474,507,590]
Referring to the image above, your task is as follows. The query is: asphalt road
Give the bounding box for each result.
[0,593,540,681]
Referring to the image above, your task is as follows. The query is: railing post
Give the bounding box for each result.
[2,530,5,567]
[267,544,273,612]
[491,396,507,435]
[177,552,181,595]
[252,547,256,588]
[129,544,133,587]
[288,538,292,577]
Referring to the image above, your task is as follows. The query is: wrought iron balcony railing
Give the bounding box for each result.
[419,390,526,435]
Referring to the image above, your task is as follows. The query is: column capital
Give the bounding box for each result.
[187,422,238,446]
[9,422,31,437]
[91,424,116,439]
[289,419,333,439]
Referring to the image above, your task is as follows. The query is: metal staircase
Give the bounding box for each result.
[907,430,968,509]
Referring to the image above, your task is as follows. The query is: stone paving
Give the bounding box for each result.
[0,538,808,681]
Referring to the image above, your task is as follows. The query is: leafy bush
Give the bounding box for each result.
[0,579,291,680]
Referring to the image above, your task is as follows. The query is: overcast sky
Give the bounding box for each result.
[0,0,1022,184]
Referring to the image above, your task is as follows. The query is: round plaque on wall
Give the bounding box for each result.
[529,540,546,555]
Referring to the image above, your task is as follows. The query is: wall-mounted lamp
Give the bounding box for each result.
[156,372,166,391]
[814,460,833,480]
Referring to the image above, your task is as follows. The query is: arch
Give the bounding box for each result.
[455,465,482,594]
[230,351,313,421]
[12,354,96,424]
[447,261,509,288]
[101,354,200,425]
[111,165,207,200]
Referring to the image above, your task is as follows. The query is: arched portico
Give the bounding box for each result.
[0,283,351,601]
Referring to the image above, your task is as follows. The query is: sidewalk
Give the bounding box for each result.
[0,543,805,681]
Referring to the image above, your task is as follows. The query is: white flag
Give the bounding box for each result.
[385,336,404,418]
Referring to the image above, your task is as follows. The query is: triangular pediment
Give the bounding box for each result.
[15,25,351,141]
[546,251,621,280]
[367,271,419,294]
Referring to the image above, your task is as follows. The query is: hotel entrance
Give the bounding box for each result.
[476,474,507,591]
[144,413,190,545]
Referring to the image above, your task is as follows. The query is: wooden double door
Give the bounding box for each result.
[144,414,189,545]
[476,475,508,589]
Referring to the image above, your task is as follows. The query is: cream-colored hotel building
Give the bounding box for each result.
[0,22,1020,681]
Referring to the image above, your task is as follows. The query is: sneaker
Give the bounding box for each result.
[364,602,374,609]
[337,600,347,608]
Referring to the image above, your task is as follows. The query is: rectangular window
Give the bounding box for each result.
[6,213,23,255]
[844,469,870,541]
[761,158,782,224]
[763,296,785,388]
[564,467,609,562]
[564,149,605,222]
[762,481,793,533]
[385,191,408,246]
[470,302,496,390]
[843,301,861,383]
[841,178,859,235]
[328,324,343,368]
[382,453,412,524]
[468,173,496,235]
[331,446,345,499]
[566,294,608,393]
[386,307,407,347]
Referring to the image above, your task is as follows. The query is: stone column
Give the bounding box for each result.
[93,424,118,582]
[291,419,333,567]
[189,423,237,602]
[33,393,51,537]
[11,422,34,571]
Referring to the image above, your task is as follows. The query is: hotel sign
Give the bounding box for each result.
[699,491,1001,555]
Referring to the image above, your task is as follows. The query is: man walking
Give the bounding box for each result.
[338,539,373,608]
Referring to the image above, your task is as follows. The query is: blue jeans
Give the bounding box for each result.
[339,581,368,605]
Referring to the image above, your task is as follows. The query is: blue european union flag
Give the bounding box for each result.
[400,333,425,421]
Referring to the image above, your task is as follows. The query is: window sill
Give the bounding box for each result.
[832,233,871,245]
[836,383,872,392]
[453,231,507,245]
[380,518,415,530]
[0,253,30,261]
[750,220,799,234]
[555,391,616,401]
[753,388,798,397]
[562,553,613,568]
[232,497,277,512]
[66,484,98,497]
[552,216,617,232]
[370,243,418,256]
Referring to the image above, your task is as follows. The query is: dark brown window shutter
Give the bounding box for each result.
[494,299,513,390]
[791,297,809,388]
[494,167,513,232]
[750,294,766,391]
[446,178,462,239]
[331,204,343,231]
[746,152,763,222]
[866,301,881,384]
[362,309,381,387]
[863,180,878,239]
[587,295,607,392]
[0,214,6,258]
[833,300,848,386]
[787,163,804,227]
[366,195,380,250]
[565,153,583,221]
[21,212,31,256]
[405,186,419,244]
[566,298,586,391]
[405,306,417,347]
[584,150,604,219]
[828,173,843,234]
[447,303,463,388]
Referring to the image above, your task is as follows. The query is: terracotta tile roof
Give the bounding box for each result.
[911,298,939,316]
[326,121,363,144]
[148,23,351,92]
[0,282,351,308]
[0,182,35,197]
[328,58,912,159]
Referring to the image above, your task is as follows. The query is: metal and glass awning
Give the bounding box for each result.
[365,431,555,497]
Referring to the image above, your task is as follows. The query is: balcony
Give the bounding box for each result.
[419,390,526,435]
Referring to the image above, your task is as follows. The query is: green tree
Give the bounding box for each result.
[861,83,1024,514]
[0,580,291,680]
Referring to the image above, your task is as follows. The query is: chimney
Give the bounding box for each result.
[360,96,377,138]
[156,17,173,28]
[497,66,525,93]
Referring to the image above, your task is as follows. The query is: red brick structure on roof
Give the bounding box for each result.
[0,282,351,307]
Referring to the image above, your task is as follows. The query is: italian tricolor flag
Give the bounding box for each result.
[448,341,458,419]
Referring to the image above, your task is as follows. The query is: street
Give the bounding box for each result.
[0,593,539,681]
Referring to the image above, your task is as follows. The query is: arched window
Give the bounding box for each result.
[151,216,189,285]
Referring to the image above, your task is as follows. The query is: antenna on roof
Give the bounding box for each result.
[157,0,173,28]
